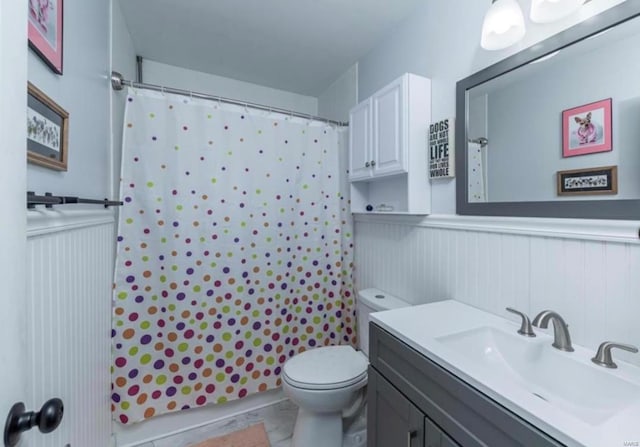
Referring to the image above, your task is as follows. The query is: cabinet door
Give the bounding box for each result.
[349,99,372,181]
[368,367,424,447]
[425,417,460,447]
[372,76,406,177]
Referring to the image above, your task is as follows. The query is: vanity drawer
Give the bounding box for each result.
[369,323,565,447]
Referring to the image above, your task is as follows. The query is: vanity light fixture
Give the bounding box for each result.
[530,0,584,23]
[482,0,588,50]
[481,0,527,50]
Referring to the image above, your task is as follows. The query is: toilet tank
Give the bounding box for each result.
[357,288,411,356]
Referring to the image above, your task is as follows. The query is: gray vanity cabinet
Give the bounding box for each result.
[367,367,424,447]
[368,366,458,447]
[424,417,458,447]
[368,323,565,447]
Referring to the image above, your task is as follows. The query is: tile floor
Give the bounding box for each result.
[135,399,366,447]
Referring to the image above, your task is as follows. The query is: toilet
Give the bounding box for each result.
[282,288,411,447]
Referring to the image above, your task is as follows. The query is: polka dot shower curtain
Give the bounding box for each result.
[112,88,355,424]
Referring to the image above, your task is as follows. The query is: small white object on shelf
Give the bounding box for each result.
[375,204,394,212]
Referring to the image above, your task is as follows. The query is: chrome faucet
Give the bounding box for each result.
[532,310,574,352]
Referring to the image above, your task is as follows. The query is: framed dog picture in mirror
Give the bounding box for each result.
[562,98,612,158]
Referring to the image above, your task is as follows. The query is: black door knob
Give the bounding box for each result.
[3,398,63,447]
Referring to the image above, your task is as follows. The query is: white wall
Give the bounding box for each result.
[28,0,111,199]
[0,0,29,431]
[142,59,318,116]
[27,212,114,447]
[111,0,137,197]
[355,217,640,367]
[317,63,358,123]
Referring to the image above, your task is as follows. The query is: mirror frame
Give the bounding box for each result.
[456,2,640,220]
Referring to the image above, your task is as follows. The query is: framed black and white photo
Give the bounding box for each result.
[557,165,617,196]
[27,82,68,171]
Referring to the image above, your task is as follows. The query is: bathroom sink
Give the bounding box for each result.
[370,300,640,445]
[436,326,542,377]
[437,326,640,425]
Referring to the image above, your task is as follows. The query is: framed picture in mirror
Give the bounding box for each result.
[557,165,617,196]
[562,98,612,158]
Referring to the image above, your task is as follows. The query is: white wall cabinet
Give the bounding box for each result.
[371,76,405,177]
[349,100,372,181]
[349,73,431,214]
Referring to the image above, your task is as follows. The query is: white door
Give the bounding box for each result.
[372,76,406,177]
[1,0,31,444]
[348,99,372,181]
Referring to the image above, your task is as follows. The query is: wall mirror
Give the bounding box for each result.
[456,2,640,219]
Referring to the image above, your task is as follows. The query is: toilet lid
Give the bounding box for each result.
[283,345,368,390]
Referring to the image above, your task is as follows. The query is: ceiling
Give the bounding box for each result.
[118,0,424,96]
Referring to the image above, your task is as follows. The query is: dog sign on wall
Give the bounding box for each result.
[429,118,455,179]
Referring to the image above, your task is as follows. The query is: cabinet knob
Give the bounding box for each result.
[371,160,376,167]
[365,162,370,168]
[407,430,417,446]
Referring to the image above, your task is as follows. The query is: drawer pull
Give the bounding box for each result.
[407,430,417,446]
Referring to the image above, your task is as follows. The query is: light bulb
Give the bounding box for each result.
[481,0,526,51]
[530,0,584,23]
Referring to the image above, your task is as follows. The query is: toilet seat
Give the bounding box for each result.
[283,345,368,391]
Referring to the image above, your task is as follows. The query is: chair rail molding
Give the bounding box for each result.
[353,214,640,244]
[27,209,116,237]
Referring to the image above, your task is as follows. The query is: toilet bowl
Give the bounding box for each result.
[282,288,411,447]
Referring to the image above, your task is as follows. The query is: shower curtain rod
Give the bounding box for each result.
[111,71,349,127]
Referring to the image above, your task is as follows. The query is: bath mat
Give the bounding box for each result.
[191,423,270,447]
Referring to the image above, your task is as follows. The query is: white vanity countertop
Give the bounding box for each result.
[370,300,640,447]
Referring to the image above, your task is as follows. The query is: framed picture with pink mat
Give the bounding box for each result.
[562,98,612,158]
[191,423,271,447]
[28,0,64,74]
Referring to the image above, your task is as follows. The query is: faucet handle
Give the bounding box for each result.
[505,308,536,337]
[591,341,639,369]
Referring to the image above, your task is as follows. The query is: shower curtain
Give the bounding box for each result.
[112,88,355,424]
[468,142,487,202]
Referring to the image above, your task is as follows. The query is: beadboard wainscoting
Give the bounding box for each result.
[27,210,115,447]
[354,215,640,367]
